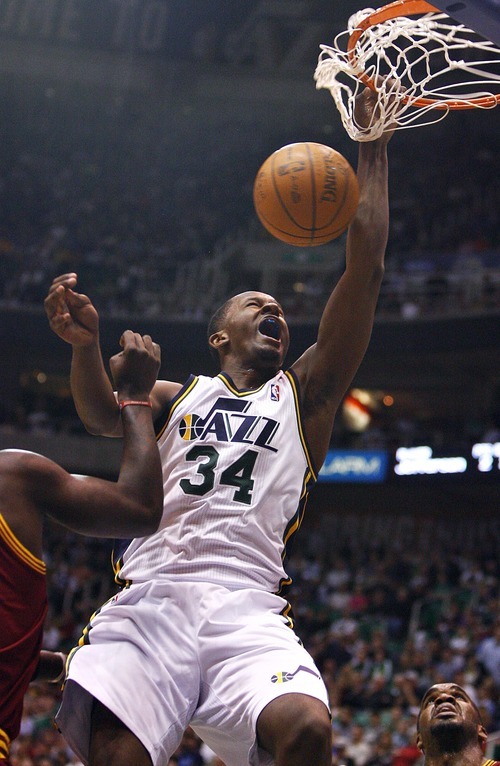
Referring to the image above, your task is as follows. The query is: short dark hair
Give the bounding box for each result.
[207,297,235,340]
[207,296,236,361]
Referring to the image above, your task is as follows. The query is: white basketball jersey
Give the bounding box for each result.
[114,370,317,593]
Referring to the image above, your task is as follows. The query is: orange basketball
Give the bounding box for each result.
[253,142,359,246]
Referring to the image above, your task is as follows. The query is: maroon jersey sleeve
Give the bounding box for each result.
[0,515,48,750]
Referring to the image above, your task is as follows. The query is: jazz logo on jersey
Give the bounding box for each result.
[270,383,280,401]
[271,665,321,684]
[179,397,279,452]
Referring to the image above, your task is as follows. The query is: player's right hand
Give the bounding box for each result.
[44,273,99,347]
[353,76,399,144]
[110,330,161,400]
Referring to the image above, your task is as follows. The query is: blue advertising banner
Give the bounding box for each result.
[318,450,389,483]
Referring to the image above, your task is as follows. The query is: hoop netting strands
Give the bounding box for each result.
[314,7,500,140]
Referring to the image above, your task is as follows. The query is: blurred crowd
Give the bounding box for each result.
[0,81,498,325]
[11,512,500,766]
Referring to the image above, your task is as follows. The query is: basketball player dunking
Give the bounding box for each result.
[0,332,163,766]
[44,85,392,766]
[417,683,500,766]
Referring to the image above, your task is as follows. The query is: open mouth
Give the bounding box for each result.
[259,316,281,340]
[434,705,457,718]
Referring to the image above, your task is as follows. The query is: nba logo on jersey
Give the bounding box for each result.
[270,384,280,401]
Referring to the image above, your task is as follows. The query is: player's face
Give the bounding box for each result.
[417,684,487,755]
[224,291,290,368]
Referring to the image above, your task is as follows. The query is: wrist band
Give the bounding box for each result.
[119,400,152,411]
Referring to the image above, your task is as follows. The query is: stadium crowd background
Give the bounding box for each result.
[0,81,498,324]
[1,1,498,764]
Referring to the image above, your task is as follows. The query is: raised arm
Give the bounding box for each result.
[44,273,180,435]
[0,330,164,561]
[44,272,123,435]
[292,86,393,469]
[59,328,164,535]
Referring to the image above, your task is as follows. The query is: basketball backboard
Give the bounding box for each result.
[430,0,500,45]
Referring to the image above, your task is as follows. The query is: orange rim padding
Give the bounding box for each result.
[346,0,500,109]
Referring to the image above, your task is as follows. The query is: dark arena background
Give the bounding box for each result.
[0,1,498,764]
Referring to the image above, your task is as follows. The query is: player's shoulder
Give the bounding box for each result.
[0,448,44,469]
[152,379,184,407]
[0,448,57,477]
[0,449,66,496]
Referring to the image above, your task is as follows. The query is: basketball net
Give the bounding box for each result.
[314,0,500,140]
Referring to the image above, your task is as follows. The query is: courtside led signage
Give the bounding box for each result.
[318,450,388,483]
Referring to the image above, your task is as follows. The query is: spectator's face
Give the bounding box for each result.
[378,730,393,750]
[416,683,487,755]
[351,724,364,741]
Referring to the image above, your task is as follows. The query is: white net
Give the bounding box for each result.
[314,6,500,140]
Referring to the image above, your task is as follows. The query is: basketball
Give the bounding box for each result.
[253,142,359,247]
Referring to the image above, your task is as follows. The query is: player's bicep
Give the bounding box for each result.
[42,472,149,537]
[3,453,93,529]
[46,473,112,527]
[29,462,100,525]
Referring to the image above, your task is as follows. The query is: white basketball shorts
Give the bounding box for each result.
[55,579,329,766]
